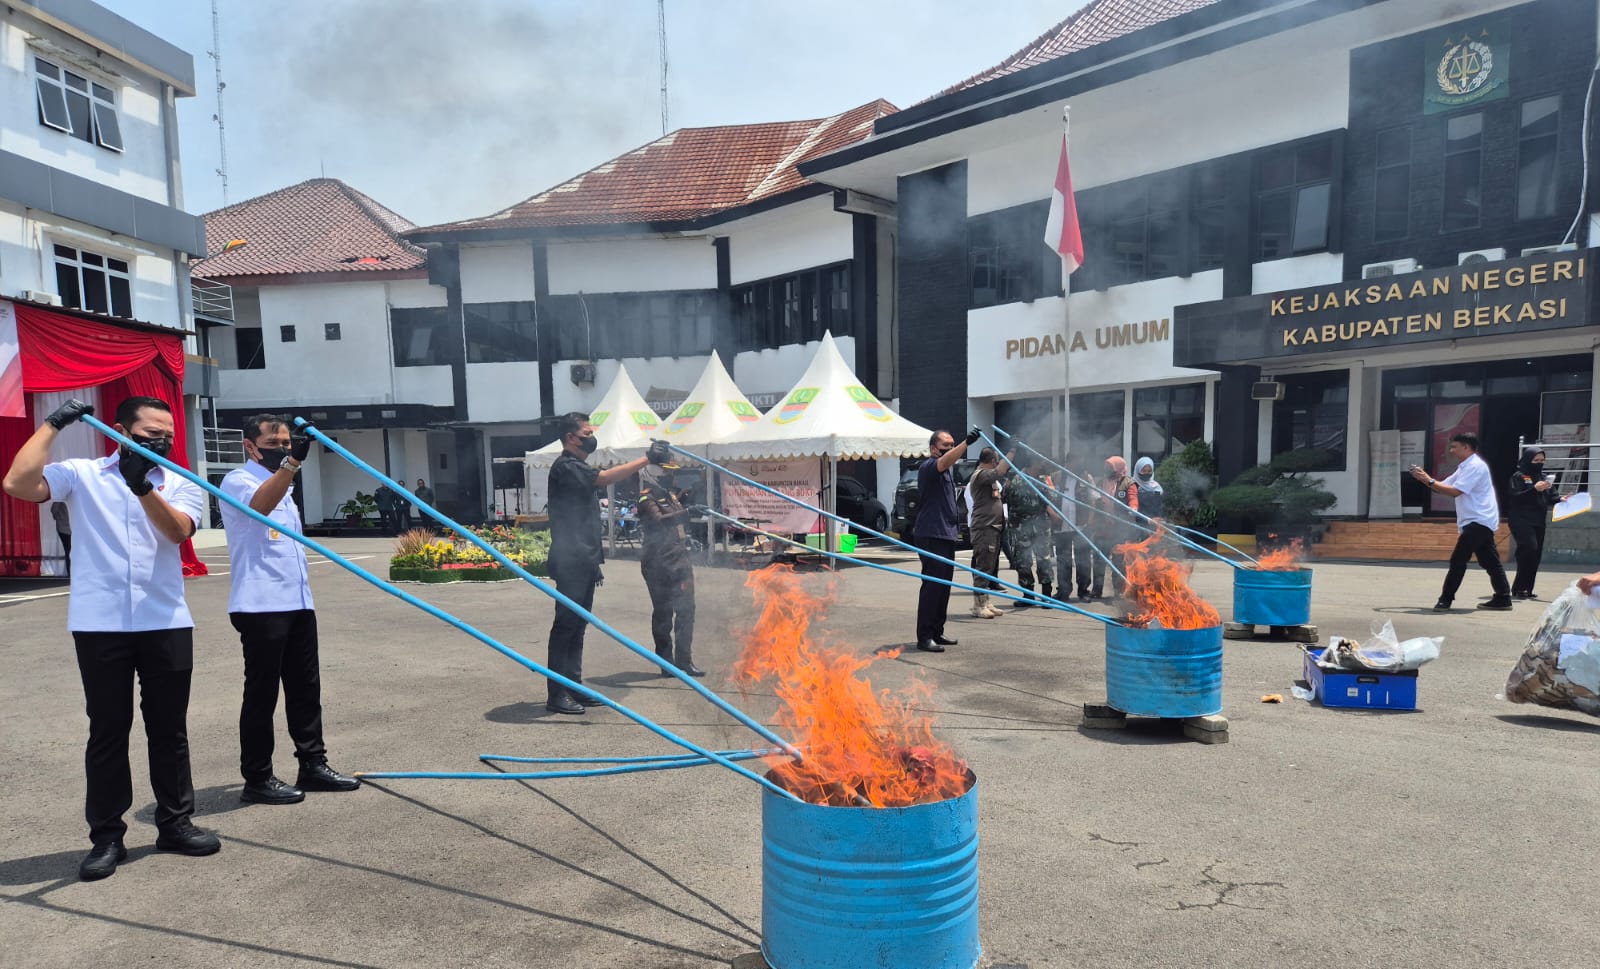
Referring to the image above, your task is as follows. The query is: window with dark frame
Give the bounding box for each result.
[33,56,122,151]
[967,203,1060,308]
[730,263,853,352]
[1069,390,1127,460]
[324,323,342,341]
[1517,95,1560,221]
[1272,370,1348,470]
[1256,139,1332,260]
[233,327,266,370]
[1193,162,1228,272]
[1133,383,1206,460]
[464,300,538,363]
[1374,125,1412,242]
[52,243,131,317]
[1441,111,1483,232]
[280,325,297,343]
[389,307,454,367]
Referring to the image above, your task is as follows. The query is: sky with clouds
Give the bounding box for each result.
[101,0,1089,227]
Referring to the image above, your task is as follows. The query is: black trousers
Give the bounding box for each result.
[230,610,327,782]
[1080,536,1107,596]
[1440,522,1510,604]
[58,531,71,575]
[72,629,196,845]
[643,559,695,663]
[915,537,956,642]
[1508,518,1547,595]
[548,563,599,702]
[1052,532,1073,598]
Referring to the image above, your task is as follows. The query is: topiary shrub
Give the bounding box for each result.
[1210,447,1338,532]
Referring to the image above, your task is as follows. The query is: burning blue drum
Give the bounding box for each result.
[1105,623,1223,718]
[1232,567,1313,627]
[761,770,980,969]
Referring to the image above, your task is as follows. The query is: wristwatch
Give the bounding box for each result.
[281,458,302,474]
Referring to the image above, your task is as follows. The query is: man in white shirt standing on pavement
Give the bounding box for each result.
[1410,432,1513,612]
[2,396,221,881]
[221,415,360,805]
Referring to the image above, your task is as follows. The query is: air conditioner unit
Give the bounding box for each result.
[569,362,596,386]
[1457,248,1505,265]
[1251,381,1285,401]
[1361,258,1420,279]
[1520,243,1578,257]
[21,289,61,306]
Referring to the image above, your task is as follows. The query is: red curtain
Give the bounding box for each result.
[0,305,207,576]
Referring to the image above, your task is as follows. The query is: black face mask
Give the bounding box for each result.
[256,447,289,471]
[576,435,598,454]
[121,435,172,460]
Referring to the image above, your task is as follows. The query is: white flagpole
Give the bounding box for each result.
[1060,105,1072,468]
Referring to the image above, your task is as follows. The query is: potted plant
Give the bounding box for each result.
[1153,440,1219,543]
[337,491,378,527]
[1209,447,1337,550]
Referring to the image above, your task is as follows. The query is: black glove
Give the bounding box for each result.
[120,449,154,496]
[291,422,315,462]
[46,398,93,430]
[646,440,670,466]
[964,428,982,446]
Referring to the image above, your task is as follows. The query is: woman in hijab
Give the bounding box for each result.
[1506,447,1565,599]
[1133,456,1164,520]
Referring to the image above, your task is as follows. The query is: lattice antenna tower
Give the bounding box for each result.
[658,0,669,135]
[209,0,230,204]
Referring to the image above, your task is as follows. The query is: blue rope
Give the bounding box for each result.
[480,746,784,765]
[359,750,768,781]
[78,415,800,802]
[297,420,801,760]
[668,443,1119,626]
[975,431,1128,584]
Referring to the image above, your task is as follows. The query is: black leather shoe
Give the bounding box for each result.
[241,776,305,804]
[1477,598,1514,611]
[546,694,585,715]
[1431,600,1452,612]
[155,820,220,856]
[296,761,360,792]
[916,639,945,653]
[78,841,126,881]
[933,635,958,646]
[677,662,707,677]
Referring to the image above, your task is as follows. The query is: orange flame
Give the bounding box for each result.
[1114,529,1220,630]
[735,566,969,807]
[1254,537,1305,571]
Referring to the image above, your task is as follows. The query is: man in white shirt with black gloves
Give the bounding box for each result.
[221,415,359,806]
[2,396,220,881]
[1411,431,1513,612]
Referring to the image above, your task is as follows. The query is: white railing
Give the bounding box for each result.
[1519,438,1593,494]
[192,279,235,322]
[203,426,245,465]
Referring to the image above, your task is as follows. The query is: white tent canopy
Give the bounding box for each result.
[653,350,764,448]
[525,363,662,469]
[709,332,932,462]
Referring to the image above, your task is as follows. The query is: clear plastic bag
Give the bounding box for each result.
[1504,585,1600,717]
[1321,620,1442,672]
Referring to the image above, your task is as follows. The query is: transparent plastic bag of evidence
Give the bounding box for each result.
[1504,585,1600,717]
[1345,620,1441,672]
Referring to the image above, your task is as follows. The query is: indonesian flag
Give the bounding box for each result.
[1044,134,1084,275]
[0,300,22,418]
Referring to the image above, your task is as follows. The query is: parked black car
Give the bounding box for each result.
[892,458,977,545]
[836,476,890,534]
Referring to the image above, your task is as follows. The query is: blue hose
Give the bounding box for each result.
[669,443,1119,626]
[78,415,801,802]
[480,746,785,765]
[360,749,769,781]
[296,420,801,760]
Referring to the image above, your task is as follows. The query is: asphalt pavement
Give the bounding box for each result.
[1,538,1595,969]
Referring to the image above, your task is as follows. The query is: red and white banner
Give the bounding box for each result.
[1044,134,1084,275]
[720,459,823,535]
[0,301,22,418]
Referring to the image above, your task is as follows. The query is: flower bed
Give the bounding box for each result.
[388,526,551,583]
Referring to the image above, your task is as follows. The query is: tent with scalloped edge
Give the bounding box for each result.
[708,332,932,462]
[525,363,663,470]
[654,350,764,447]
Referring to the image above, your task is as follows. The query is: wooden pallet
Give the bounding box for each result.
[1082,703,1230,744]
[1224,621,1319,643]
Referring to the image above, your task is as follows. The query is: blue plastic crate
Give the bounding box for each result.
[1303,648,1419,710]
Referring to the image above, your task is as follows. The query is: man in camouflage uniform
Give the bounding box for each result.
[1005,456,1060,608]
[637,475,703,677]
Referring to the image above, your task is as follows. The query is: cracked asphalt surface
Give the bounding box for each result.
[1,537,1596,968]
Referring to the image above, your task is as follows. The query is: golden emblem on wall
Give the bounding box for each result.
[1437,35,1493,96]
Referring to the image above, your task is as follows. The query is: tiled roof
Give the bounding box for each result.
[191,178,427,280]
[934,0,1221,98]
[413,99,897,235]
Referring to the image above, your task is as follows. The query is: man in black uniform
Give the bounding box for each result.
[544,413,668,715]
[637,474,702,677]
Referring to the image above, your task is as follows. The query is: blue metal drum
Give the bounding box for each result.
[1104,624,1223,718]
[761,771,980,969]
[1232,567,1313,627]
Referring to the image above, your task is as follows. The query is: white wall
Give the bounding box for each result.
[547,237,717,294]
[0,15,171,204]
[725,195,854,284]
[387,277,448,309]
[732,336,856,405]
[551,354,709,416]
[1252,252,1345,295]
[459,243,535,303]
[0,205,184,328]
[466,362,542,422]
[393,366,453,407]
